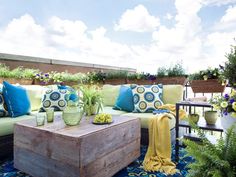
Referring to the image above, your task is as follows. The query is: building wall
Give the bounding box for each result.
[0,53,136,73]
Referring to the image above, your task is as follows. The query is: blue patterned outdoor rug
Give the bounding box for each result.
[0,146,192,177]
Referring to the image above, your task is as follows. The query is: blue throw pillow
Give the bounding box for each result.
[113,85,134,112]
[2,81,31,117]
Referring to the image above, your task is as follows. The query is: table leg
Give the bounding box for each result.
[175,104,180,162]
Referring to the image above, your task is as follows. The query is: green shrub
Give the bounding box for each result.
[184,124,236,177]
[223,44,236,87]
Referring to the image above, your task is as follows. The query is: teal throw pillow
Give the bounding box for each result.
[131,84,164,113]
[113,85,134,112]
[2,81,31,117]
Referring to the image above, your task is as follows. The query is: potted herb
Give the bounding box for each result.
[189,67,226,93]
[184,125,236,177]
[222,44,236,88]
[155,63,187,86]
[104,71,128,85]
[79,85,103,116]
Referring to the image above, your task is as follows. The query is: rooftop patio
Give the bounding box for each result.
[0,45,235,177]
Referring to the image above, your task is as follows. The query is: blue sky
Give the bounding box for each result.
[0,0,236,73]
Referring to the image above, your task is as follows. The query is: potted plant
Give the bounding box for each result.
[204,110,218,125]
[210,90,236,131]
[104,71,128,85]
[86,71,105,85]
[126,72,155,85]
[33,72,52,85]
[79,85,103,116]
[189,67,226,93]
[0,64,37,85]
[221,44,236,88]
[62,89,83,126]
[184,125,236,177]
[155,63,187,86]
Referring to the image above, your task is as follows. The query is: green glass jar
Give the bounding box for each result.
[62,108,84,126]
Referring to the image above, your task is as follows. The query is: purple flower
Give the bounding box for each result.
[44,73,49,77]
[223,111,228,116]
[230,98,235,104]
[36,73,40,76]
[224,94,230,100]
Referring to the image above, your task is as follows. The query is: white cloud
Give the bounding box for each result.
[114,4,160,32]
[164,13,173,20]
[0,0,236,74]
[203,0,236,6]
[220,6,236,27]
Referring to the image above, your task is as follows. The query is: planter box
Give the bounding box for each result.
[155,76,187,86]
[127,79,154,85]
[0,78,33,85]
[104,78,127,85]
[190,79,225,93]
[33,79,53,86]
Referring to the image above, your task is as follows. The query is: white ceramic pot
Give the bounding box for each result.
[220,113,236,132]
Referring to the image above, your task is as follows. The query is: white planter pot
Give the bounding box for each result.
[220,113,236,132]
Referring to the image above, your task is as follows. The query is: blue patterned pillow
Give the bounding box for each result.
[0,92,8,117]
[40,89,68,112]
[131,84,164,113]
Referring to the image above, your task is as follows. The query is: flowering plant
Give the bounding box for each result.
[34,72,51,84]
[210,89,236,117]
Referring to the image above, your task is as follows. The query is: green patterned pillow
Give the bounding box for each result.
[131,84,164,113]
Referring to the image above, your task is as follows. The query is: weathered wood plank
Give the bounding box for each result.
[14,147,80,177]
[81,139,140,177]
[80,118,140,165]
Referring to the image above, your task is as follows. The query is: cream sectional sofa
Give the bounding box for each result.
[100,84,184,130]
[0,84,184,159]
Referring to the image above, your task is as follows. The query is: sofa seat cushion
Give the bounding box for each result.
[101,106,127,115]
[122,112,176,129]
[0,115,35,136]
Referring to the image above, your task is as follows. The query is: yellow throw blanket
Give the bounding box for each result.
[143,104,186,175]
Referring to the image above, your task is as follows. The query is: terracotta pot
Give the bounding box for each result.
[33,79,53,86]
[126,79,154,85]
[155,76,187,86]
[104,78,127,85]
[190,79,225,93]
[0,77,33,85]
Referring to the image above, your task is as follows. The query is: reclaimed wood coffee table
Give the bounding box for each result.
[14,115,140,177]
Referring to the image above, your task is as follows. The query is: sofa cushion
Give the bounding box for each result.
[163,85,184,104]
[131,84,164,113]
[0,115,35,136]
[21,85,46,111]
[114,85,134,112]
[3,81,31,117]
[101,106,127,115]
[122,112,176,129]
[101,85,121,106]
